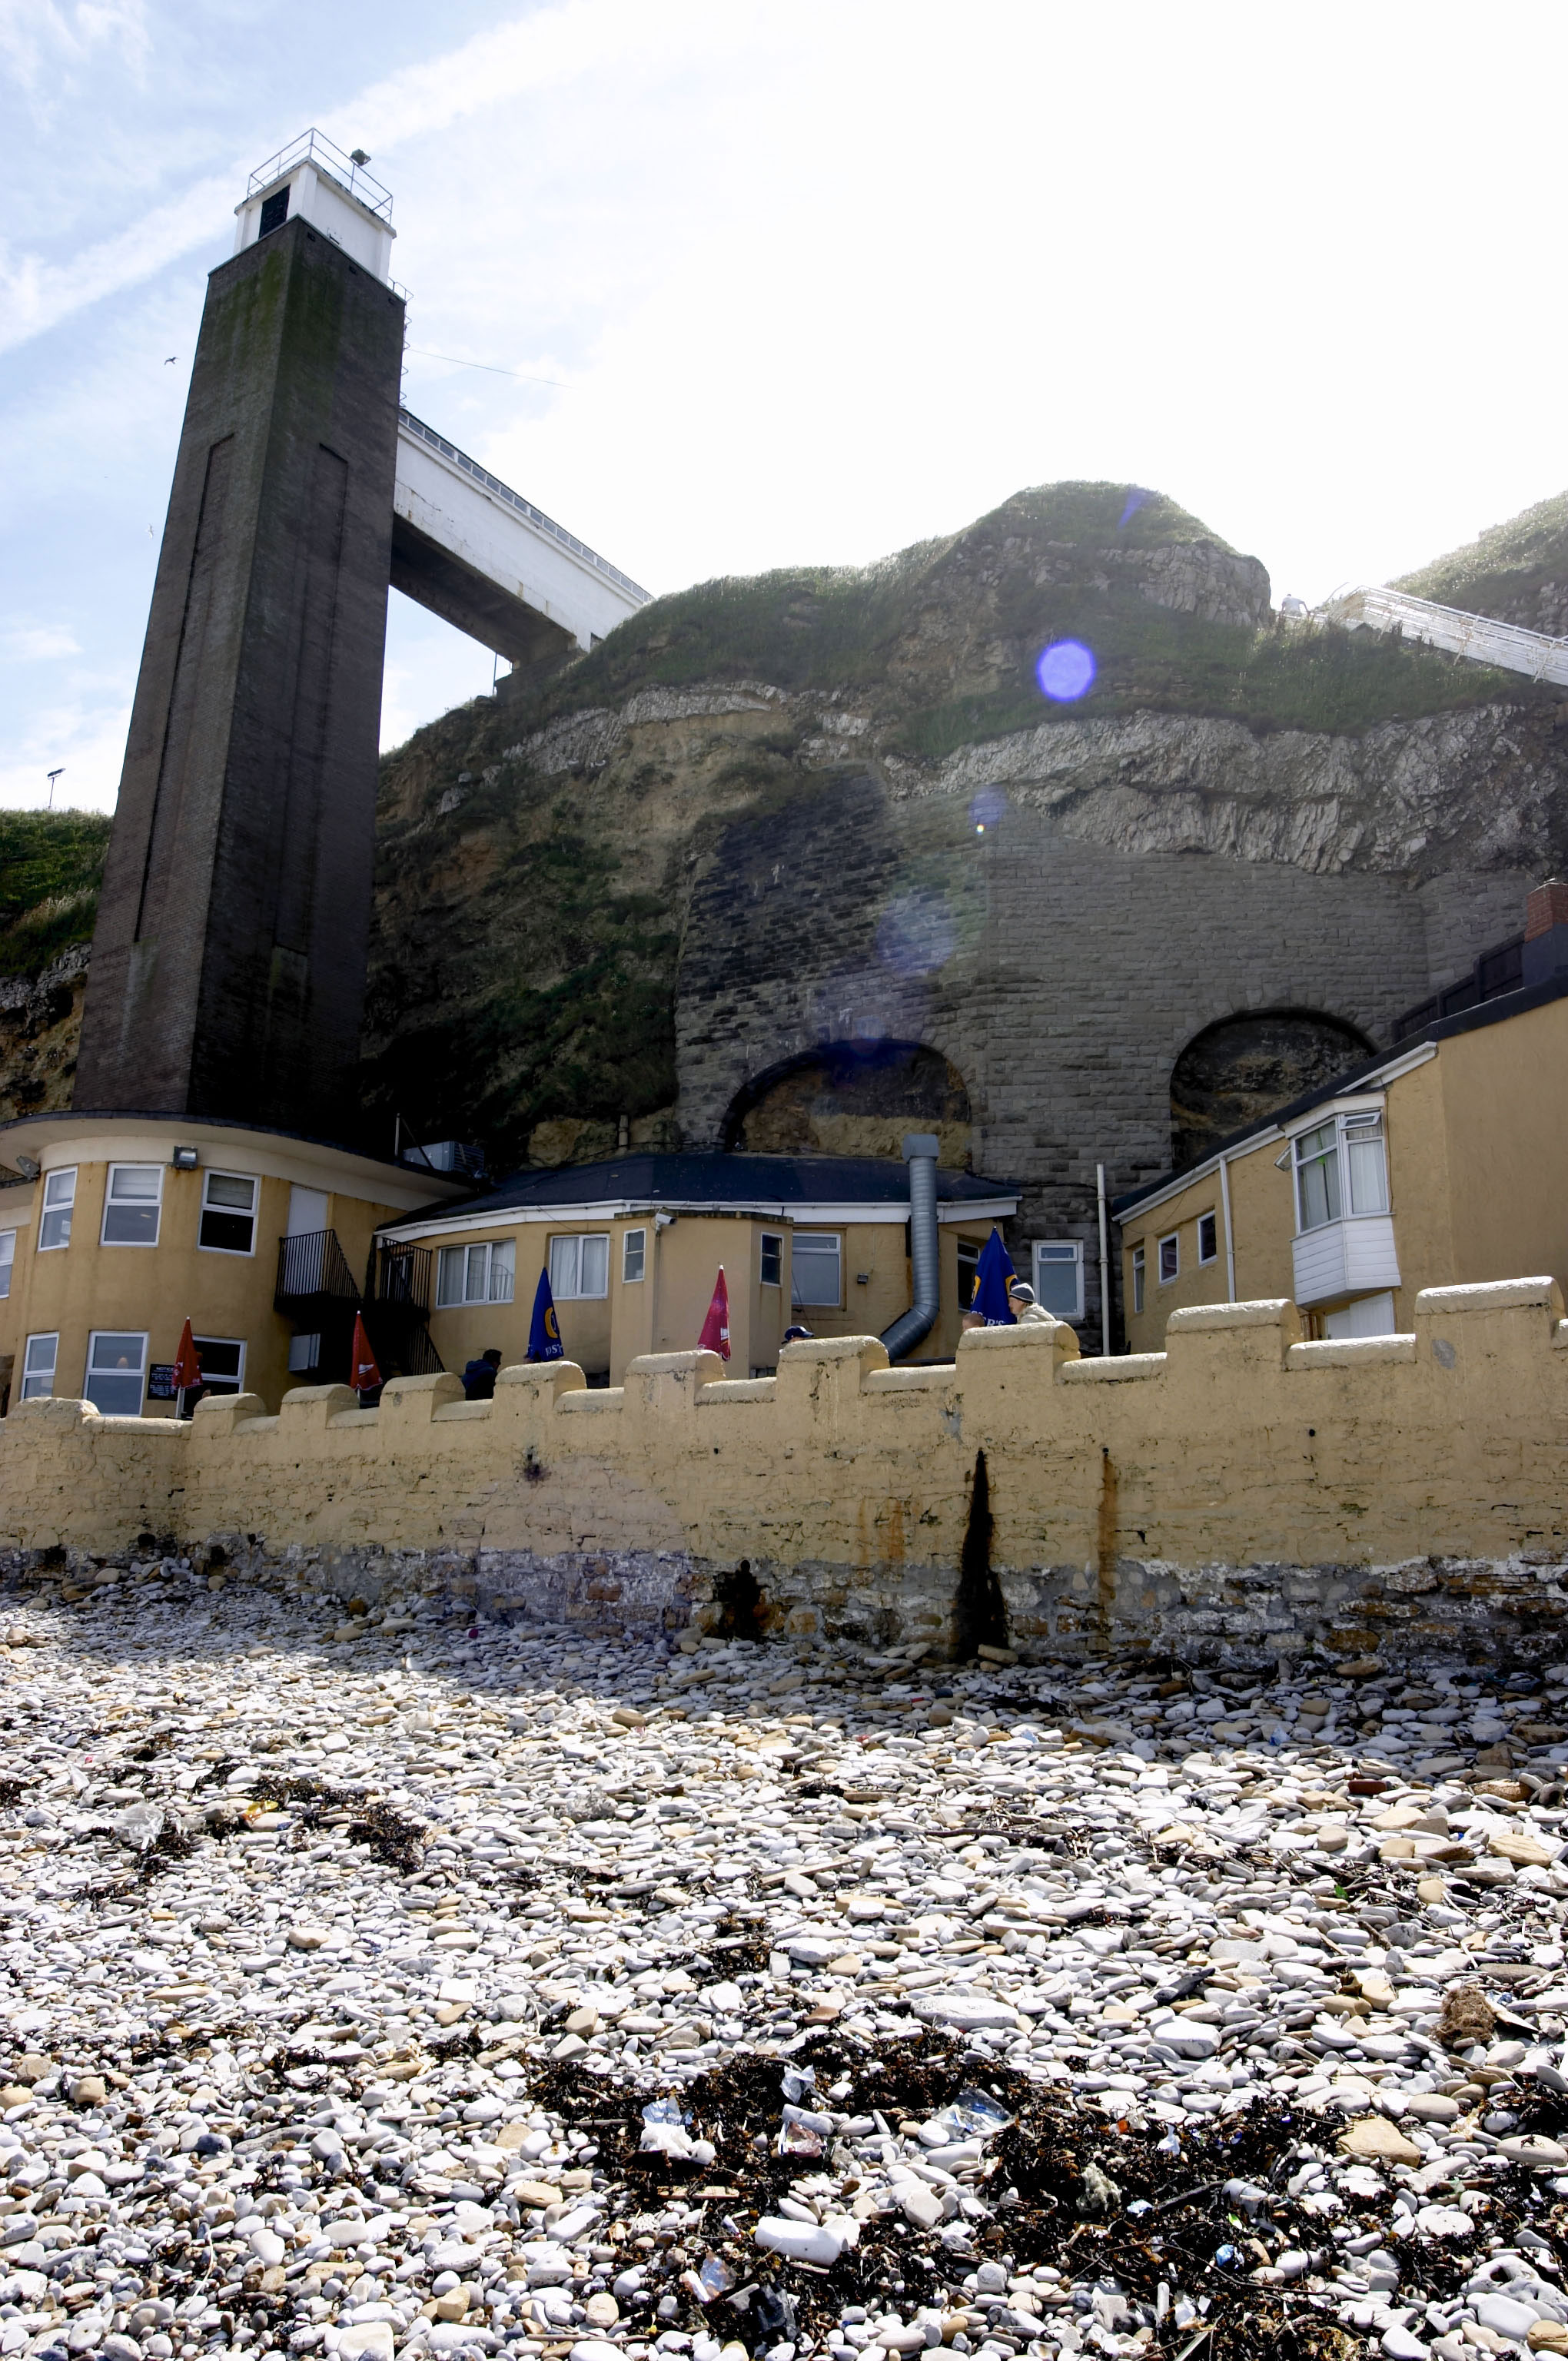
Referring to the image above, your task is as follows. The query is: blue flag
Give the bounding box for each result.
[972,1225,1017,1325]
[527,1267,565,1361]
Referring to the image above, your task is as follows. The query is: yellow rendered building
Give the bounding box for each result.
[1116,968,1568,1352]
[0,1113,467,1416]
[379,1149,1020,1386]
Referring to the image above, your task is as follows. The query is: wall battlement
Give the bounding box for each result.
[3,1282,1568,1665]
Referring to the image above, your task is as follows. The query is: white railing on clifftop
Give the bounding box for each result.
[1320,583,1568,687]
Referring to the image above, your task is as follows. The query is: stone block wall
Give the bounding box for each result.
[3,1281,1567,1668]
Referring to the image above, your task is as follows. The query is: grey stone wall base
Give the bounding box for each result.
[2,1536,1566,1672]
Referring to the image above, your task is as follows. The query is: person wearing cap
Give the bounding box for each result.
[1008,1279,1054,1326]
[782,1323,814,1344]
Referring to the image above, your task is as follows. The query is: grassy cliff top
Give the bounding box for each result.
[0,810,110,979]
[420,479,1524,765]
[1392,490,1568,621]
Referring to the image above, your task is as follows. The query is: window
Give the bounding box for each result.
[437,1238,517,1308]
[759,1232,782,1288]
[288,1333,321,1374]
[1032,1240,1084,1322]
[192,1337,246,1396]
[1158,1232,1179,1284]
[101,1164,161,1247]
[1294,1120,1340,1231]
[1198,1210,1218,1265]
[258,186,290,237]
[20,1333,56,1400]
[0,1231,13,1300]
[956,1237,981,1310]
[85,1331,147,1416]
[199,1172,257,1255]
[38,1168,75,1252]
[1293,1110,1389,1233]
[623,1227,646,1283]
[549,1233,609,1300]
[791,1232,842,1307]
[1131,1245,1145,1315]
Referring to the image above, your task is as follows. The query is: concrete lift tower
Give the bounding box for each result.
[75,132,648,1142]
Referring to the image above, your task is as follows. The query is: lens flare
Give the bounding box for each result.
[1036,639,1096,702]
[876,892,956,978]
[1118,487,1151,530]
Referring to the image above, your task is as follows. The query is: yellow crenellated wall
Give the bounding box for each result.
[3,1282,1568,1597]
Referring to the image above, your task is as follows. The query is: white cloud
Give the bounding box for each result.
[3,626,81,660]
[0,170,234,356]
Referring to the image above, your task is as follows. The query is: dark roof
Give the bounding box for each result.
[1113,965,1568,1220]
[400,1149,1019,1227]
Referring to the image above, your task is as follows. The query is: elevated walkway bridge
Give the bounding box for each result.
[393,409,650,670]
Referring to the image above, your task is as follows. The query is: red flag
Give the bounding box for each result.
[350,1313,383,1393]
[171,1320,203,1393]
[697,1267,731,1361]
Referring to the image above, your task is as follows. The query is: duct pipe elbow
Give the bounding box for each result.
[880,1132,941,1362]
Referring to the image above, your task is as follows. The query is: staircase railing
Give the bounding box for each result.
[1320,584,1568,687]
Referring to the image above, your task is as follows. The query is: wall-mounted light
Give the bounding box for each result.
[12,1156,38,1180]
[171,1144,199,1171]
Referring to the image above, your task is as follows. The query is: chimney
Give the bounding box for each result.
[1523,879,1568,988]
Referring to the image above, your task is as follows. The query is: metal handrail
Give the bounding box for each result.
[397,410,650,604]
[247,129,394,222]
[371,1241,434,1318]
[275,1228,360,1305]
[1320,583,1568,688]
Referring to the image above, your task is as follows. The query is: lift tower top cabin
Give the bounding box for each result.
[74,134,405,1138]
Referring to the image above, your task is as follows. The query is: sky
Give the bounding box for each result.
[5,0,1568,813]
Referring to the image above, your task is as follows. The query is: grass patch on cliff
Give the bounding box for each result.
[0,812,111,978]
[363,799,680,1171]
[1394,487,1568,629]
[894,616,1517,761]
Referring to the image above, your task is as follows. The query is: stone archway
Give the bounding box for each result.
[723,1038,973,1167]
[1170,1009,1374,1170]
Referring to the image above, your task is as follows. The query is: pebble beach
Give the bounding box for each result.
[2,1560,1568,2361]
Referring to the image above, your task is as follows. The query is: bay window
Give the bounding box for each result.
[1293,1111,1389,1233]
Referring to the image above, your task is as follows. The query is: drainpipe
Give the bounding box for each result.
[1218,1151,1236,1303]
[881,1132,940,1362]
[1096,1163,1111,1356]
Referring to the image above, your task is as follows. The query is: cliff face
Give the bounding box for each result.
[360,483,1565,1190]
[6,487,1568,1290]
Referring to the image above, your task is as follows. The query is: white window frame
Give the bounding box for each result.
[759,1231,783,1288]
[622,1227,647,1284]
[85,1330,148,1417]
[437,1238,517,1308]
[1291,1108,1390,1236]
[1197,1209,1218,1265]
[38,1167,75,1253]
[1131,1245,1145,1315]
[791,1231,842,1309]
[1158,1231,1179,1285]
[549,1232,610,1301]
[20,1333,57,1400]
[191,1336,247,1395]
[0,1230,14,1300]
[101,1164,163,1249]
[198,1171,258,1257]
[956,1235,982,1311]
[1031,1240,1085,1323]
